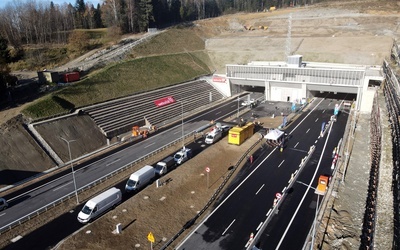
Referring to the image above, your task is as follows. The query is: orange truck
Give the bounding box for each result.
[315,175,329,195]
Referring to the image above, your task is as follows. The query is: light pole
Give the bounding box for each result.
[181,101,185,150]
[237,96,240,118]
[60,137,79,205]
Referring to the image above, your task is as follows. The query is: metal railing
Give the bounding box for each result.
[161,136,264,250]
[382,59,400,249]
[0,131,194,235]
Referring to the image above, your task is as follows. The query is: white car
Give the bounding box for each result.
[241,99,255,106]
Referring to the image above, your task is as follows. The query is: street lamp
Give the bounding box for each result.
[237,96,240,118]
[181,101,185,150]
[60,137,79,205]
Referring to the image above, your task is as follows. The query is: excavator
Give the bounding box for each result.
[131,118,157,138]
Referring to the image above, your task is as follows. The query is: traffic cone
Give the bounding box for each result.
[250,232,254,241]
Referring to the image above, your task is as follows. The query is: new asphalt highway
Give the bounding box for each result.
[2,93,350,249]
[1,93,258,249]
[177,95,349,250]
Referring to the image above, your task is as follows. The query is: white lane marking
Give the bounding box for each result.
[275,114,335,249]
[53,181,73,191]
[177,98,326,249]
[256,222,263,231]
[0,213,6,217]
[144,142,155,149]
[173,130,180,134]
[215,111,221,115]
[222,219,236,235]
[278,160,285,168]
[106,158,121,166]
[256,184,265,195]
[315,118,318,122]
[294,142,299,148]
[322,109,325,113]
[306,128,310,133]
[288,98,325,135]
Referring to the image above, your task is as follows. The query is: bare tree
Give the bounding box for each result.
[126,0,137,33]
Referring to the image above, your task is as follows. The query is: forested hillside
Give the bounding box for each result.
[0,0,317,48]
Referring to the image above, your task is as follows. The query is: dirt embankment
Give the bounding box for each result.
[34,114,107,163]
[57,131,265,250]
[1,2,398,188]
[0,113,107,189]
[0,115,55,186]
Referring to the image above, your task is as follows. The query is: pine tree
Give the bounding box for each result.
[138,0,154,32]
[0,35,11,97]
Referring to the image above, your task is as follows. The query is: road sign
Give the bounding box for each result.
[205,167,210,172]
[148,232,155,243]
[275,192,282,199]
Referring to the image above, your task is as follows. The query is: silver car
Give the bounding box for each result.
[0,198,8,211]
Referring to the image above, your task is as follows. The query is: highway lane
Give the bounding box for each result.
[257,98,349,249]
[176,97,349,250]
[0,95,255,233]
[2,94,266,249]
[3,133,223,250]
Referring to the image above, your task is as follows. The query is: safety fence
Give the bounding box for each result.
[0,131,196,235]
[359,91,381,249]
[382,59,400,249]
[160,137,263,250]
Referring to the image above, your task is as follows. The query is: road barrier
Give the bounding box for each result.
[0,130,194,235]
[160,137,263,250]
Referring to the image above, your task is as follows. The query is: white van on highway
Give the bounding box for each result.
[125,165,155,192]
[77,187,122,223]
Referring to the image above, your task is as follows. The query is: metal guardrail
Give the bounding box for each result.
[0,131,193,235]
[160,136,263,250]
[246,135,320,250]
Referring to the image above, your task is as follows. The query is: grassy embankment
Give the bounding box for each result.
[22,28,213,120]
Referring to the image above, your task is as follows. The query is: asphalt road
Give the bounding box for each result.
[176,95,350,250]
[1,94,257,249]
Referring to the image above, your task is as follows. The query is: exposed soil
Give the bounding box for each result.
[57,130,266,250]
[0,1,399,249]
[1,1,397,186]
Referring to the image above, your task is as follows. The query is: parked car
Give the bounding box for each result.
[174,147,192,165]
[0,198,8,211]
[241,99,255,106]
[155,156,176,176]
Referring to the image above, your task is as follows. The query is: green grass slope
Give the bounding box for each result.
[130,27,206,58]
[23,52,211,119]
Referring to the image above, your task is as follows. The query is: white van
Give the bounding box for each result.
[125,165,155,192]
[77,187,122,223]
[205,129,222,144]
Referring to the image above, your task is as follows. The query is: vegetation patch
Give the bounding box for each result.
[23,95,71,119]
[23,52,211,119]
[130,28,205,58]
